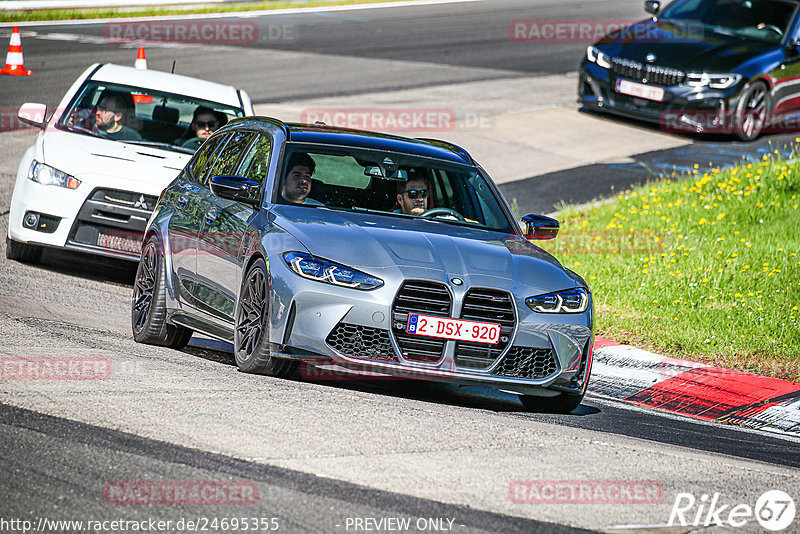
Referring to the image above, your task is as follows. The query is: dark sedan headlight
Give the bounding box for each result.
[28,161,80,189]
[283,252,384,290]
[526,288,589,313]
[586,46,612,69]
[685,72,741,90]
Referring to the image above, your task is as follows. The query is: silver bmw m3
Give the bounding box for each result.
[132,117,593,412]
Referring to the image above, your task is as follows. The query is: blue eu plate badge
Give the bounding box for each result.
[407,314,419,334]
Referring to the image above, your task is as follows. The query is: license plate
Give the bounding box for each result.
[97,231,143,254]
[407,313,501,345]
[615,79,665,102]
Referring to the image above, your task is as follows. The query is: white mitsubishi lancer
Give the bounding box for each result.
[6,63,253,263]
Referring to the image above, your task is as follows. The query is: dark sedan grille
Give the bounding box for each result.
[493,347,558,380]
[455,289,516,369]
[611,57,685,86]
[391,281,451,363]
[325,323,398,363]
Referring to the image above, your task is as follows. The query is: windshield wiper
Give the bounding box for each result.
[351,206,414,218]
[62,124,102,138]
[124,140,195,154]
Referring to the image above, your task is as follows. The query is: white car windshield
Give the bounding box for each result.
[57,81,244,153]
[276,145,516,234]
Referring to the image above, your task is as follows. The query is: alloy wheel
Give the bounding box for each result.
[236,266,267,360]
[741,84,767,138]
[132,241,157,333]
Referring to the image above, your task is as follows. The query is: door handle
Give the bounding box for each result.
[205,208,217,224]
[177,195,188,208]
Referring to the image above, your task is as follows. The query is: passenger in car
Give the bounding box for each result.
[95,93,142,141]
[395,177,431,215]
[281,152,324,206]
[178,106,228,150]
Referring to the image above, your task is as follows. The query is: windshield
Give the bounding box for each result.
[57,80,244,153]
[661,0,796,43]
[276,144,515,233]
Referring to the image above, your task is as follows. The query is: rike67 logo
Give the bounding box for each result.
[669,490,796,531]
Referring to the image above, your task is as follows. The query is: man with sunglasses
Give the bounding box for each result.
[180,106,227,150]
[395,178,431,215]
[95,93,142,141]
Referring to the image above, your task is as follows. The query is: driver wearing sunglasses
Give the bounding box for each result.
[180,106,228,150]
[395,178,431,216]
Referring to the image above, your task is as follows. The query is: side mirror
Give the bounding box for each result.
[522,214,559,240]
[644,0,660,16]
[18,103,47,129]
[209,175,260,207]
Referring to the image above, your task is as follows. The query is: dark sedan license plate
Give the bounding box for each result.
[407,313,501,344]
[615,79,665,102]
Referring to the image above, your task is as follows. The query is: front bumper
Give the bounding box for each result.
[268,258,593,397]
[9,177,158,262]
[578,60,746,134]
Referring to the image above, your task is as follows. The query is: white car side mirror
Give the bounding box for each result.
[18,102,47,129]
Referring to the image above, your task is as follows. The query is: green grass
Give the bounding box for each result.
[537,149,800,382]
[0,0,408,23]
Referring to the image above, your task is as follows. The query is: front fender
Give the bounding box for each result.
[145,203,180,307]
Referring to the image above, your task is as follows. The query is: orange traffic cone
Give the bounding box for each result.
[134,47,147,70]
[1,26,32,76]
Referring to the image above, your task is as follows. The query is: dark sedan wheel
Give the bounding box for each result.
[733,81,770,141]
[132,238,192,349]
[234,258,296,377]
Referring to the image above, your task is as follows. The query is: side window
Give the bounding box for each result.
[208,131,255,180]
[189,134,227,184]
[237,134,273,185]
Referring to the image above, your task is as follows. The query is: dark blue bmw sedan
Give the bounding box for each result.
[579,0,800,140]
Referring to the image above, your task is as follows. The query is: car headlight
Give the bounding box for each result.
[27,161,80,189]
[685,72,742,90]
[526,288,589,313]
[283,251,384,290]
[586,46,612,69]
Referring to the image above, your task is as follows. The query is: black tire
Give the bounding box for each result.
[131,237,192,349]
[5,236,42,264]
[519,391,585,414]
[733,81,770,141]
[234,258,296,377]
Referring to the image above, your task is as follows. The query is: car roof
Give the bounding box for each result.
[225,117,476,165]
[90,63,243,108]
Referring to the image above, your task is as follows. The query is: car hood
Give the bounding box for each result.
[41,130,190,187]
[597,19,775,72]
[273,206,583,294]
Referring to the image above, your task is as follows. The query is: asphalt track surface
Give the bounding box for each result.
[2,1,800,532]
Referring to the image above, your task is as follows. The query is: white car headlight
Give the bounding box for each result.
[28,161,81,189]
[586,46,612,69]
[526,288,589,313]
[283,251,384,290]
[685,72,742,89]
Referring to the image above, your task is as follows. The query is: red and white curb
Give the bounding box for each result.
[589,337,800,438]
